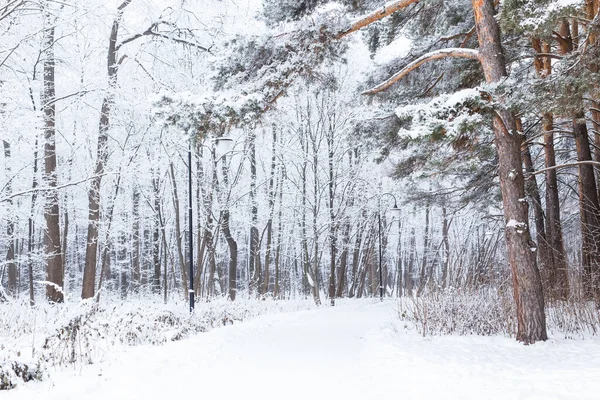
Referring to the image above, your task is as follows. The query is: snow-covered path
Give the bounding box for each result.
[7,300,600,400]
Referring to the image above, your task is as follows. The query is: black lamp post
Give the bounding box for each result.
[376,193,401,300]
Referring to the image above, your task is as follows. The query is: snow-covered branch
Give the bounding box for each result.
[335,0,421,39]
[116,22,210,53]
[529,160,600,176]
[0,174,108,203]
[363,48,481,95]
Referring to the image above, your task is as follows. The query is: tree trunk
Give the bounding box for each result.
[27,134,39,305]
[337,221,351,298]
[195,144,208,297]
[472,0,546,343]
[348,213,365,298]
[521,139,553,291]
[417,202,430,294]
[532,37,569,300]
[556,16,600,297]
[61,196,69,294]
[441,207,451,288]
[544,114,569,299]
[168,162,188,299]
[274,165,285,299]
[327,124,337,306]
[405,223,416,297]
[3,140,17,296]
[395,224,403,296]
[220,154,238,301]
[152,171,161,294]
[248,130,260,295]
[41,16,63,303]
[96,170,124,301]
[222,209,238,300]
[311,135,321,306]
[262,127,278,295]
[131,185,141,292]
[82,1,131,299]
[118,232,127,299]
[573,115,600,297]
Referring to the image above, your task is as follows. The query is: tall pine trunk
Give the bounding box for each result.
[532,37,569,300]
[472,0,546,343]
[556,19,600,297]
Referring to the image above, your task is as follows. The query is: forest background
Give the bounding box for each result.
[2,0,600,348]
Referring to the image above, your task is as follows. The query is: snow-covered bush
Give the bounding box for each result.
[0,358,45,390]
[0,297,314,390]
[396,288,516,337]
[546,300,600,339]
[397,289,600,338]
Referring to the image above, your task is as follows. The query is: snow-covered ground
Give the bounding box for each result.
[5,299,600,400]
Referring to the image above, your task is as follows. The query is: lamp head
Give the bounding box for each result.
[215,136,233,157]
[389,203,401,220]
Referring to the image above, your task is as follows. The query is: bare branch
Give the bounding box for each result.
[530,160,600,176]
[145,30,210,52]
[552,30,572,51]
[0,174,108,203]
[363,48,480,95]
[440,26,475,44]
[0,0,25,22]
[117,0,133,11]
[336,0,420,39]
[419,72,444,97]
[116,22,210,52]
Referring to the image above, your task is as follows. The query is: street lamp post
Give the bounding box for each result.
[376,193,401,300]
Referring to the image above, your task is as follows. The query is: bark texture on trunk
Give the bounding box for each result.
[152,171,161,294]
[27,136,39,305]
[441,207,451,288]
[327,126,337,306]
[248,131,260,295]
[532,38,569,300]
[405,224,416,297]
[417,202,430,294]
[132,186,141,291]
[544,114,569,299]
[472,0,546,343]
[42,18,64,303]
[3,140,17,296]
[221,155,238,301]
[573,115,600,296]
[521,140,553,291]
[274,166,284,298]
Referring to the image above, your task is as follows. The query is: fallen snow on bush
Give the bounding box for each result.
[0,296,316,390]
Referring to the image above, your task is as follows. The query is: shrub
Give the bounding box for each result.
[397,288,600,338]
[396,288,517,337]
